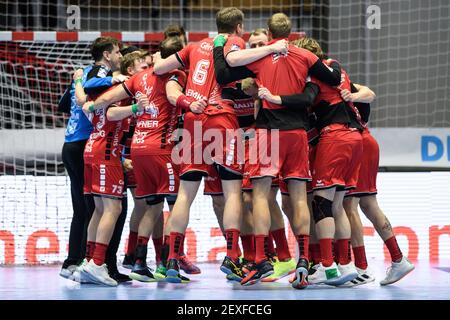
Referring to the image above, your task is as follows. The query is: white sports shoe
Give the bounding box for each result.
[59,264,77,279]
[82,259,118,286]
[69,259,93,284]
[308,262,342,285]
[380,256,414,286]
[334,261,359,285]
[340,266,376,287]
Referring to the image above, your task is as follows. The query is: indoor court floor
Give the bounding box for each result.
[1,260,449,300]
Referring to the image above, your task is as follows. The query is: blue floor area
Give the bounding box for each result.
[1,261,449,300]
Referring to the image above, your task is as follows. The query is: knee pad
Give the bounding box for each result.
[180,170,206,181]
[145,195,165,206]
[216,164,242,181]
[165,194,177,206]
[312,195,333,223]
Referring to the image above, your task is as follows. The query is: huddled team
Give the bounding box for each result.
[59,7,414,289]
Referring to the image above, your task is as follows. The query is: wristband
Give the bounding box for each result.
[74,78,82,86]
[213,35,227,47]
[176,95,196,110]
[88,103,95,112]
[131,103,139,114]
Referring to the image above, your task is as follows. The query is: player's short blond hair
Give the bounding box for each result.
[291,37,325,60]
[120,52,144,76]
[216,7,244,33]
[241,77,258,96]
[268,13,291,39]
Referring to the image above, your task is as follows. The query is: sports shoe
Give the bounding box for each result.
[122,254,135,270]
[241,259,256,274]
[380,256,414,286]
[262,258,296,282]
[129,260,157,282]
[59,264,78,279]
[220,256,245,281]
[307,262,342,285]
[331,261,359,286]
[179,254,201,274]
[83,260,118,286]
[291,258,309,289]
[165,258,190,283]
[69,259,93,284]
[340,266,376,287]
[241,259,274,286]
[154,262,167,280]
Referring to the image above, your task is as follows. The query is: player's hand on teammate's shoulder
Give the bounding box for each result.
[112,74,129,84]
[122,159,133,172]
[189,99,207,114]
[340,88,353,102]
[269,39,289,54]
[258,87,281,105]
[73,68,84,81]
[82,101,94,113]
[136,94,149,111]
[213,33,228,47]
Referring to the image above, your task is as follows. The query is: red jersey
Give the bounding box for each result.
[246,40,319,111]
[311,59,351,106]
[84,86,132,164]
[123,67,187,155]
[175,36,246,115]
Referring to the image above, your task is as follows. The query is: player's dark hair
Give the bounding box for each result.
[164,24,187,44]
[160,36,184,59]
[216,7,244,34]
[91,36,121,62]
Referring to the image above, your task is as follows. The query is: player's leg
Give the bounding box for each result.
[341,196,376,287]
[219,167,245,281]
[333,190,358,283]
[129,197,164,282]
[241,176,274,285]
[264,187,296,282]
[359,195,414,285]
[308,187,343,285]
[123,189,146,268]
[83,197,122,286]
[165,177,202,283]
[240,191,256,273]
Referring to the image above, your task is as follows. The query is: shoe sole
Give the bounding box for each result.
[327,272,359,286]
[241,270,274,286]
[165,269,182,284]
[154,273,167,280]
[220,266,243,282]
[340,276,375,287]
[380,265,415,286]
[59,270,72,279]
[292,267,309,289]
[129,272,157,283]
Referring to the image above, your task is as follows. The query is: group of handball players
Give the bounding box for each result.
[58,7,414,289]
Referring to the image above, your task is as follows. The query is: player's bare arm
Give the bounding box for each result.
[82,84,130,113]
[73,69,87,106]
[341,83,376,103]
[225,39,289,67]
[153,54,182,75]
[106,95,149,121]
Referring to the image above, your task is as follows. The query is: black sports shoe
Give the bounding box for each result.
[220,256,245,281]
[129,260,157,282]
[166,258,190,283]
[107,264,132,283]
[241,259,256,274]
[122,254,135,270]
[240,259,274,286]
[291,257,309,290]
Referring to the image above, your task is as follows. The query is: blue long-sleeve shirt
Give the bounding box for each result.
[64,64,113,143]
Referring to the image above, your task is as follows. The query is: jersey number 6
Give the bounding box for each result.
[192,59,210,86]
